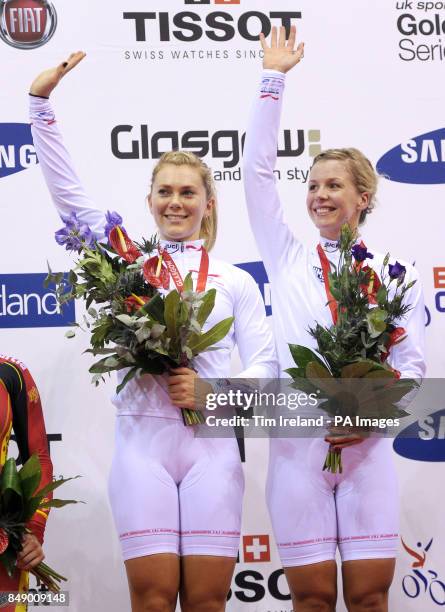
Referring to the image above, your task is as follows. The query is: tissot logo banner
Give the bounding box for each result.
[377,128,445,185]
[393,408,445,461]
[235,261,271,316]
[0,273,74,328]
[123,7,301,43]
[0,123,37,178]
[0,0,57,49]
[243,535,270,563]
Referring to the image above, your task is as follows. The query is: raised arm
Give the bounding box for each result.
[29,52,106,238]
[243,26,304,278]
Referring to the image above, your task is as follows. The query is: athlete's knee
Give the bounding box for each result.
[292,587,337,611]
[129,591,177,612]
[346,590,388,611]
[180,587,228,612]
[128,578,177,612]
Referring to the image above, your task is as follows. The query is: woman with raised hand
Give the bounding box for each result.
[29,53,278,612]
[243,27,426,612]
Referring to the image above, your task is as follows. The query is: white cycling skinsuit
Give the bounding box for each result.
[243,70,426,566]
[30,94,278,560]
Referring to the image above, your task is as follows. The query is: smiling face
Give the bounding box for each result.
[306,159,369,240]
[148,163,214,243]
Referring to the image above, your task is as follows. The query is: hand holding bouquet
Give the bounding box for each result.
[0,455,78,592]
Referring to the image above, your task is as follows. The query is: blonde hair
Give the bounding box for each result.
[150,151,218,251]
[312,148,378,224]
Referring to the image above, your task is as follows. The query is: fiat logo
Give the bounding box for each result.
[0,0,57,49]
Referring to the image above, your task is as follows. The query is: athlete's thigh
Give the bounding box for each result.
[179,436,244,557]
[125,553,180,608]
[285,560,337,609]
[336,438,399,562]
[109,416,181,559]
[267,437,337,566]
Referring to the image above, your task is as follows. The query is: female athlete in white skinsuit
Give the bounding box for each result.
[243,27,426,612]
[29,53,278,612]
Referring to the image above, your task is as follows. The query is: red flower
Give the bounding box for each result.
[381,327,406,362]
[360,266,382,305]
[143,255,170,289]
[124,294,149,313]
[109,226,142,263]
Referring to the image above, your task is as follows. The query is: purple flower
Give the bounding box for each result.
[351,244,374,262]
[388,261,406,282]
[54,212,95,253]
[104,210,124,238]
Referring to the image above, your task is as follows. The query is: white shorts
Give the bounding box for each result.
[108,416,244,561]
[266,437,399,567]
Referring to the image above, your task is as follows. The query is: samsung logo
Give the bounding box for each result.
[393,407,445,462]
[0,123,37,178]
[377,128,445,184]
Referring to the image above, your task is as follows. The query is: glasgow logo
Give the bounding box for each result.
[0,123,37,178]
[0,0,57,49]
[393,407,445,461]
[0,273,74,328]
[235,261,271,316]
[376,128,445,184]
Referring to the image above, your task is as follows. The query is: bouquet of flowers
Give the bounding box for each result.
[0,455,78,592]
[286,224,419,472]
[45,211,234,425]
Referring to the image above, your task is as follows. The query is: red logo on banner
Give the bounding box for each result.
[0,0,57,49]
[243,535,270,563]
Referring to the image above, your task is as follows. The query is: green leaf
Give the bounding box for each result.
[41,498,80,509]
[183,272,194,293]
[116,367,139,394]
[341,361,375,378]
[306,361,332,379]
[188,317,234,354]
[164,290,181,340]
[140,293,165,324]
[89,355,126,374]
[18,455,41,500]
[366,308,387,338]
[65,329,76,339]
[197,289,216,327]
[34,475,81,500]
[376,285,387,303]
[1,458,22,497]
[288,345,326,371]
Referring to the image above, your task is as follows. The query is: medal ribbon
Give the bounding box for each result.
[158,244,209,293]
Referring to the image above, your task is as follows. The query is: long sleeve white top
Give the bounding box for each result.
[30,95,278,419]
[243,70,426,381]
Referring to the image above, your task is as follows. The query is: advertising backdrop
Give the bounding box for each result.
[1,1,444,610]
